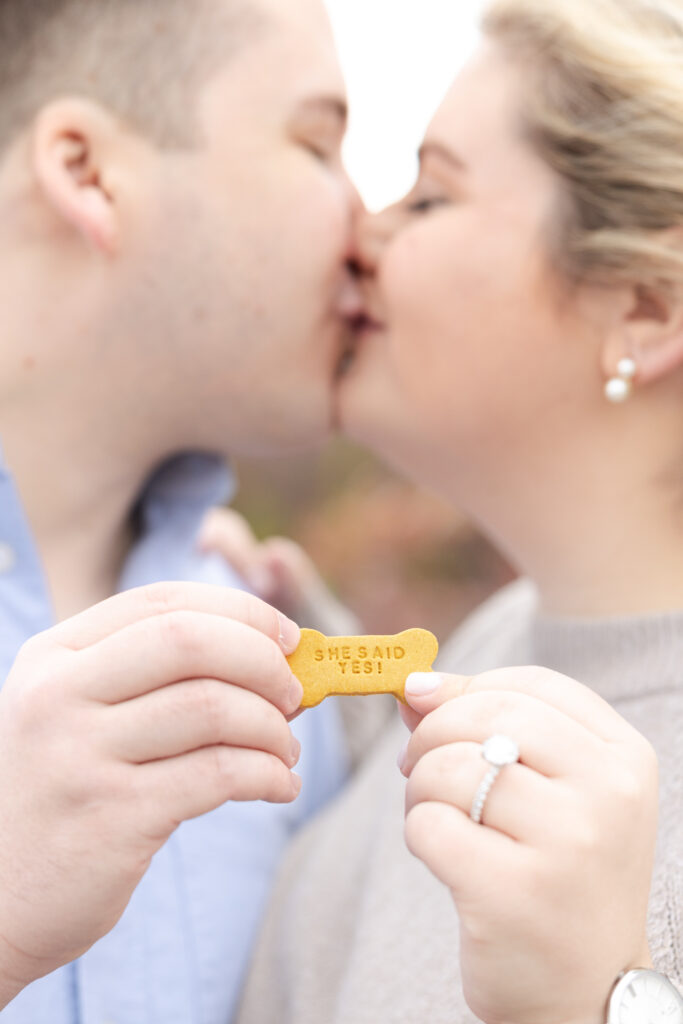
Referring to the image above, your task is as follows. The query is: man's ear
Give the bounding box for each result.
[602,280,683,386]
[32,98,121,254]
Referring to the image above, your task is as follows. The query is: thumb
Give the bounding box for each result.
[403,672,472,718]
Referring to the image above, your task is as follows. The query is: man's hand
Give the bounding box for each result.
[0,582,304,1006]
[399,667,657,1024]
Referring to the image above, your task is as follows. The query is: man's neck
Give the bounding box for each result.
[1,419,149,621]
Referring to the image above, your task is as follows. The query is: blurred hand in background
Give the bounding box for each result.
[200,508,363,636]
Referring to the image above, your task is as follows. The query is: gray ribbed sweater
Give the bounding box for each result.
[237,580,683,1023]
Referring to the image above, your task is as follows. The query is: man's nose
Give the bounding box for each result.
[349,203,402,278]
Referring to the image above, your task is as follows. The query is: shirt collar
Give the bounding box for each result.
[134,452,235,532]
[0,446,236,643]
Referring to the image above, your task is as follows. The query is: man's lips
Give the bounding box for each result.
[334,312,385,382]
[332,276,386,380]
[334,275,386,334]
[347,312,385,334]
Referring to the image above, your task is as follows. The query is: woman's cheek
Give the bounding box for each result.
[381,232,442,337]
[383,246,455,368]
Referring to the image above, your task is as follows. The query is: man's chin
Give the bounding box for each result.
[332,347,375,439]
[331,337,367,430]
[233,413,337,460]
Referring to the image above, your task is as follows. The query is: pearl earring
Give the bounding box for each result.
[605,357,637,403]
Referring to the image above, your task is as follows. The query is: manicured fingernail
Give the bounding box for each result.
[278,613,301,654]
[290,735,301,767]
[405,672,441,696]
[291,773,302,796]
[397,738,409,772]
[288,677,304,711]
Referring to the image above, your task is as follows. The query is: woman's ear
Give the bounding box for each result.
[32,98,121,253]
[602,281,683,386]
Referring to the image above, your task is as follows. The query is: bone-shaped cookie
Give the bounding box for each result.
[288,628,439,708]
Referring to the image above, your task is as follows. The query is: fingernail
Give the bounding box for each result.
[397,738,409,772]
[291,773,302,796]
[288,677,304,712]
[289,735,301,767]
[278,613,301,654]
[405,672,441,697]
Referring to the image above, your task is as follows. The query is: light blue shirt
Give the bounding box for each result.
[0,452,349,1024]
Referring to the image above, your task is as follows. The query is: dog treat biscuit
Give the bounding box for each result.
[288,628,439,708]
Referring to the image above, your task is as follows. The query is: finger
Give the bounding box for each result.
[404,800,525,898]
[103,679,300,767]
[405,666,629,743]
[198,508,259,561]
[258,538,321,606]
[262,538,317,584]
[401,691,606,779]
[262,539,363,635]
[406,741,561,843]
[140,745,302,827]
[75,611,303,711]
[50,582,300,654]
[199,510,276,595]
[397,700,422,733]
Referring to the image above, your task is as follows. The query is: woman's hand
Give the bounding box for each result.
[0,583,303,1006]
[399,667,658,1024]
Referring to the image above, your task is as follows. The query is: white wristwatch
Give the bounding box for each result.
[606,968,683,1023]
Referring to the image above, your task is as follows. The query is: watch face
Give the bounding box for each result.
[610,971,683,1024]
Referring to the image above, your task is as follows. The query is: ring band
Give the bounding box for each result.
[469,734,520,825]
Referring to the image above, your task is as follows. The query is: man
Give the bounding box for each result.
[0,0,361,1019]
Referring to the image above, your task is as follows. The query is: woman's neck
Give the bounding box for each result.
[507,496,683,617]
[450,408,683,618]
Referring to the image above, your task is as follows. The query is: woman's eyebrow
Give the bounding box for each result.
[418,140,468,172]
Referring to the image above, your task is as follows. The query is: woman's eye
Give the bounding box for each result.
[408,196,448,214]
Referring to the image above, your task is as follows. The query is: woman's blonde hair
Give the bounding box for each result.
[482,0,683,295]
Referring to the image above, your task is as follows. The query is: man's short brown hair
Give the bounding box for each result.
[0,0,263,152]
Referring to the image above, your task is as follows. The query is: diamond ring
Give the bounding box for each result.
[469,734,520,825]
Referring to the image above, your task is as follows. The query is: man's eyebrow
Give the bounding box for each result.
[297,96,348,125]
[418,141,468,171]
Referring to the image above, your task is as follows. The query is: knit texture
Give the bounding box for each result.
[237,580,683,1023]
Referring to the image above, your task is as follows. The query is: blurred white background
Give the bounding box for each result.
[323,0,483,210]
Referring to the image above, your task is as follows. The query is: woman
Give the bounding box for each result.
[230,1,683,1020]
